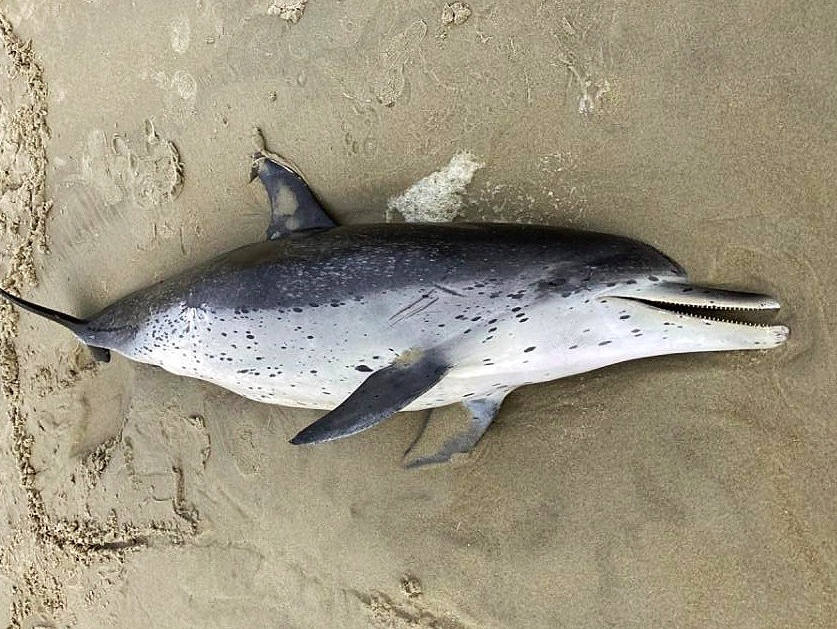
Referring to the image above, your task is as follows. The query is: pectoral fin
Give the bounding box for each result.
[402,391,508,469]
[250,138,336,239]
[290,351,449,445]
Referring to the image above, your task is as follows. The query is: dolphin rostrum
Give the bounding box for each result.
[0,143,789,466]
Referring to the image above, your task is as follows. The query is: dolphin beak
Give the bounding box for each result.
[599,280,789,351]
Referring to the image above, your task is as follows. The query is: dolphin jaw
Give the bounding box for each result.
[587,279,790,353]
[601,280,783,326]
[607,297,782,328]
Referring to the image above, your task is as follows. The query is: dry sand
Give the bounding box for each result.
[1,1,835,627]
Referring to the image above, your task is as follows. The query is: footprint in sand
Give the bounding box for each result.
[77,119,183,249]
[370,20,427,107]
[537,1,618,115]
[80,119,182,209]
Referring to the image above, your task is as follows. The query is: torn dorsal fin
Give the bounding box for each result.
[290,350,449,445]
[250,144,336,239]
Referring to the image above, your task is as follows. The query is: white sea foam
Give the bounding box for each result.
[387,152,484,223]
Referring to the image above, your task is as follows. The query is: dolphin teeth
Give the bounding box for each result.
[693,315,779,328]
[613,297,783,327]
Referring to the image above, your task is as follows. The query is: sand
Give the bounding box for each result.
[0,1,835,627]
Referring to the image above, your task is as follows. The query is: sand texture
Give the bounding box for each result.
[0,1,835,627]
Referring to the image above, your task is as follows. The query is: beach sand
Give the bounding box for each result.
[1,1,835,627]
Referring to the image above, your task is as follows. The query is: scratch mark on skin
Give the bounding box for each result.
[389,290,440,326]
[433,283,465,297]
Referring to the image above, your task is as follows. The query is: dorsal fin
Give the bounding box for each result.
[250,139,336,239]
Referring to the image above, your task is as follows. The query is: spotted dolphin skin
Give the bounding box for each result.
[0,146,789,467]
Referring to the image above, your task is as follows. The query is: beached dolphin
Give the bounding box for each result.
[0,144,789,466]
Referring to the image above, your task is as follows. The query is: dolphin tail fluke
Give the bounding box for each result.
[0,287,88,333]
[0,288,110,361]
[290,350,449,445]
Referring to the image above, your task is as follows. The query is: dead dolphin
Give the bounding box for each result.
[0,144,789,466]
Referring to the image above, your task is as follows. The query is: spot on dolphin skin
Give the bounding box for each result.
[524,346,536,353]
[355,365,373,372]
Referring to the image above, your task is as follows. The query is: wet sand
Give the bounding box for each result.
[1,1,835,627]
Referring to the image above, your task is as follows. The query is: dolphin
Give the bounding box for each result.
[0,144,789,466]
